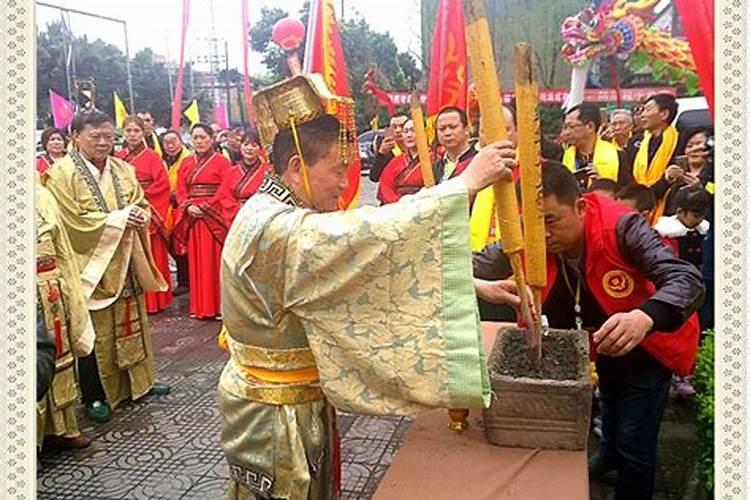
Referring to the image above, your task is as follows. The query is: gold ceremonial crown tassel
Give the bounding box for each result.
[252,74,357,164]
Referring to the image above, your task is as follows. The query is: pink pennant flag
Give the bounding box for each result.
[213,103,229,130]
[49,89,75,129]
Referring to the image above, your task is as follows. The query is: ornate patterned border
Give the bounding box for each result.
[715,1,748,498]
[1,1,36,499]
[0,0,747,498]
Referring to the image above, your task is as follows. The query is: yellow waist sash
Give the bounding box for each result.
[240,365,320,384]
[224,328,324,405]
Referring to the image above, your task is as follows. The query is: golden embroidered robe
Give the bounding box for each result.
[44,151,168,408]
[219,175,489,500]
[36,182,95,444]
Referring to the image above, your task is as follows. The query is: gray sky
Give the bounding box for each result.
[35,0,424,76]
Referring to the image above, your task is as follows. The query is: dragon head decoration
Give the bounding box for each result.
[560,0,695,73]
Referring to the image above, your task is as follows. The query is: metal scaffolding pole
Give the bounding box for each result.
[37,1,136,110]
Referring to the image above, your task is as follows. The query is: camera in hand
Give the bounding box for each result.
[573,164,594,189]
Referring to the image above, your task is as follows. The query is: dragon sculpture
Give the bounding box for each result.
[560,0,696,73]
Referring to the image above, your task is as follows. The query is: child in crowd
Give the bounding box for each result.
[654,186,711,398]
[616,183,655,218]
[588,178,618,199]
[654,186,711,270]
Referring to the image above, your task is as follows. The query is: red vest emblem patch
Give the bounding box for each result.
[602,270,635,298]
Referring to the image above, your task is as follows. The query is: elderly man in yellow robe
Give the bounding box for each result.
[36,177,96,449]
[44,110,171,423]
[219,75,517,500]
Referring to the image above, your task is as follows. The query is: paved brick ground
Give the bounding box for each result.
[37,295,413,500]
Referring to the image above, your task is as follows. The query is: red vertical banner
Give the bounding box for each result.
[241,0,255,125]
[303,0,361,210]
[171,0,191,130]
[675,0,714,117]
[426,0,467,118]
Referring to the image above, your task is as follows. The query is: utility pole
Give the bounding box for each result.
[60,10,74,103]
[122,21,135,112]
[224,40,231,125]
[38,2,136,111]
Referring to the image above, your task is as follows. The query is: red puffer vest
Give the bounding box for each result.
[541,194,700,376]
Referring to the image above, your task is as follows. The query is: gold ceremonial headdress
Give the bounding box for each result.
[253,74,356,199]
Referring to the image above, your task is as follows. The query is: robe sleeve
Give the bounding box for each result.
[376,157,402,205]
[38,189,95,357]
[273,178,489,414]
[217,165,241,226]
[143,154,171,235]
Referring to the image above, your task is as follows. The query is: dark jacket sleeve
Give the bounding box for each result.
[37,306,56,402]
[472,242,514,280]
[368,150,394,182]
[615,213,705,332]
[616,150,632,187]
[651,176,671,202]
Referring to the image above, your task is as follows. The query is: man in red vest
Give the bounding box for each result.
[473,162,704,500]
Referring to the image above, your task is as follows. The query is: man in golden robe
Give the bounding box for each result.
[36,178,96,449]
[219,75,517,500]
[44,110,170,423]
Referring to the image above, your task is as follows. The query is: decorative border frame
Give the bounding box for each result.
[1,1,36,499]
[0,0,747,498]
[715,1,748,498]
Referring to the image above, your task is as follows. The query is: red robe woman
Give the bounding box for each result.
[115,115,173,313]
[173,123,231,319]
[377,119,425,205]
[217,129,269,226]
[36,127,68,174]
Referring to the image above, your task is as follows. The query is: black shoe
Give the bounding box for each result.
[588,451,617,479]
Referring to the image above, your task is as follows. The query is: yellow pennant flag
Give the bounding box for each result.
[113,92,129,129]
[183,99,200,126]
[369,115,379,131]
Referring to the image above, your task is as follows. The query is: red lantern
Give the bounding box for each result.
[272,17,306,52]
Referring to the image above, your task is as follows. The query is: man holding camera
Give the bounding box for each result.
[562,103,631,189]
[368,113,409,182]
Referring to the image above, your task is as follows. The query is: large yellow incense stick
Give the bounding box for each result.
[515,43,546,362]
[463,0,538,358]
[409,92,436,187]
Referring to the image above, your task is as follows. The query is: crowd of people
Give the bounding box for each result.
[34,109,271,452]
[34,80,712,500]
[369,92,713,499]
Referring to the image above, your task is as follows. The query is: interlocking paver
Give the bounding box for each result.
[37,295,407,499]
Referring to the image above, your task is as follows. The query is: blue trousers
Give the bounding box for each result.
[596,349,672,500]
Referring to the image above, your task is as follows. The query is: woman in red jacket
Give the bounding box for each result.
[173,123,231,319]
[36,127,68,174]
[376,119,425,205]
[115,116,173,313]
[218,128,269,226]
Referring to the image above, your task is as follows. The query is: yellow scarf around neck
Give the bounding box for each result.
[632,126,678,186]
[563,138,620,182]
[633,126,679,223]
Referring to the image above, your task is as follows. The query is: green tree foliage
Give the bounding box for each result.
[421,0,582,89]
[36,20,212,130]
[249,5,420,131]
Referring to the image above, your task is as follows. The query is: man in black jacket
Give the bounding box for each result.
[474,162,704,500]
[368,113,409,182]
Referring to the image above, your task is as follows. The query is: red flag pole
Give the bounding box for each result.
[171,0,191,130]
[241,0,256,125]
